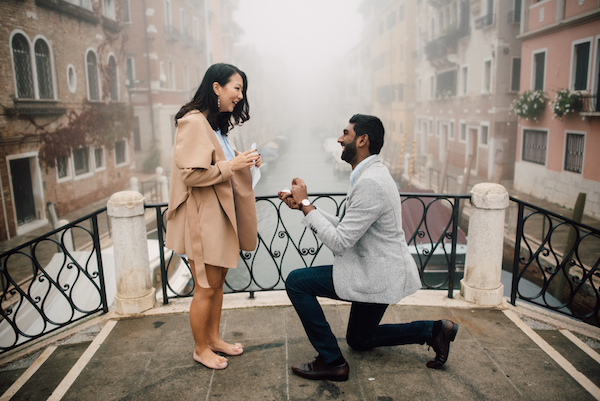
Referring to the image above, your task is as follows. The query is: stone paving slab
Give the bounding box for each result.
[53,304,599,401]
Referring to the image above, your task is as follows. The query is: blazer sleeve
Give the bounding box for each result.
[302,178,385,255]
[174,115,233,187]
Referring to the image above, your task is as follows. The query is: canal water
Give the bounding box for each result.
[225,126,351,292]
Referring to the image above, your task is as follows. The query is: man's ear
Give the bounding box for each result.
[357,134,370,149]
[212,82,221,96]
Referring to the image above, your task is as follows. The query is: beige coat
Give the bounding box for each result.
[165,110,257,288]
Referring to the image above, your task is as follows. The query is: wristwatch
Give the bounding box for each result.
[299,198,311,210]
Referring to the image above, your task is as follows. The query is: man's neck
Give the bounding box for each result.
[351,153,372,170]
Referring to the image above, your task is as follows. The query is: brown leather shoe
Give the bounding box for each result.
[426,319,459,369]
[291,355,349,381]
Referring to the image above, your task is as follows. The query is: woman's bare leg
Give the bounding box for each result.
[189,261,228,369]
[207,267,243,356]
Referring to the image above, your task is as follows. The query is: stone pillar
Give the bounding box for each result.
[107,191,155,314]
[460,183,509,306]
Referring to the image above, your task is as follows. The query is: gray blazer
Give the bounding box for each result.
[302,156,422,304]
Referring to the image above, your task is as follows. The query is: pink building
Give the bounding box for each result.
[514,0,600,218]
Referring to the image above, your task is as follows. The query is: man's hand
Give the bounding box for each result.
[279,190,299,210]
[290,177,309,205]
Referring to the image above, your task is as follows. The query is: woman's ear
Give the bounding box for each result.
[212,82,221,96]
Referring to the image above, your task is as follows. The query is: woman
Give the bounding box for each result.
[166,63,260,370]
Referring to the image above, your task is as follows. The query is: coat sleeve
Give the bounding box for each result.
[173,115,233,187]
[302,179,385,254]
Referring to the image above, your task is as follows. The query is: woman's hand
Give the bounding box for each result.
[230,149,258,171]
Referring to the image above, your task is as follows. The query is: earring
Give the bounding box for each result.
[217,97,220,108]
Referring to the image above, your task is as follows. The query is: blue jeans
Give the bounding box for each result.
[285,265,433,364]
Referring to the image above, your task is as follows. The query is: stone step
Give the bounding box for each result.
[535,329,600,388]
[0,342,90,401]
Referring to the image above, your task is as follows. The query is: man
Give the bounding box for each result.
[279,114,458,382]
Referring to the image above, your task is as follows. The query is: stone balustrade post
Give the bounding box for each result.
[460,183,509,306]
[129,176,139,193]
[160,176,169,203]
[107,191,155,314]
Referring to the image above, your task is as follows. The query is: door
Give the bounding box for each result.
[10,158,36,225]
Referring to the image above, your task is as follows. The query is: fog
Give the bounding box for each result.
[232,0,363,135]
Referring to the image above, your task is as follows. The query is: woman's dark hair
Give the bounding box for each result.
[349,114,384,154]
[174,63,250,134]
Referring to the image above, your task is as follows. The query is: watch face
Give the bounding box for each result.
[302,199,311,206]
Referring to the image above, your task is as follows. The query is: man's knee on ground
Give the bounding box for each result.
[346,331,371,351]
[285,269,302,293]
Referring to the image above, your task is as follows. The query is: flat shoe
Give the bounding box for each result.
[193,351,228,370]
[210,343,243,356]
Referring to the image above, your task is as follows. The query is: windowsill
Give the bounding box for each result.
[16,218,49,236]
[57,175,73,183]
[12,99,66,116]
[35,0,99,24]
[115,162,129,168]
[95,166,107,173]
[74,171,94,181]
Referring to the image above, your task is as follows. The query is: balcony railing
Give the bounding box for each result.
[580,95,600,114]
[474,13,494,29]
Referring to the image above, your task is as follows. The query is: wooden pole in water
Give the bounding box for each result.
[408,139,416,189]
[398,133,406,176]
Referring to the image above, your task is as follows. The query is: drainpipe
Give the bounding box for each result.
[142,0,157,142]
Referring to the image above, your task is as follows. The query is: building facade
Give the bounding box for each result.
[0,0,134,240]
[411,0,522,191]
[514,0,600,218]
[122,0,241,172]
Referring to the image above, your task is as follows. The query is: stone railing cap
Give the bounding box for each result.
[470,183,509,209]
[107,191,146,217]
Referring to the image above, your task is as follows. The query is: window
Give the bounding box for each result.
[510,58,521,92]
[180,9,188,37]
[480,125,489,146]
[133,117,141,151]
[168,61,175,89]
[399,4,405,22]
[183,64,189,92]
[483,59,492,93]
[73,147,91,176]
[533,51,546,91]
[12,33,34,98]
[65,65,76,95]
[572,41,591,91]
[94,147,106,170]
[86,50,100,100]
[459,122,466,142]
[461,66,468,95]
[429,75,434,99]
[126,57,135,87]
[108,55,118,101]
[193,18,200,45]
[66,0,92,10]
[103,0,115,19]
[122,0,131,23]
[165,0,172,32]
[114,140,128,166]
[436,70,457,98]
[428,119,433,136]
[449,121,455,140]
[522,129,547,165]
[56,155,71,181]
[564,133,584,173]
[34,39,54,99]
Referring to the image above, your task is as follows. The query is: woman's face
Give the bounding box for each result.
[215,73,244,113]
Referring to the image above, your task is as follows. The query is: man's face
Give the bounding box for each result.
[338,123,358,165]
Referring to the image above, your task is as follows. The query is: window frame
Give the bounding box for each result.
[10,31,57,101]
[510,57,521,92]
[107,53,119,101]
[460,65,468,96]
[459,120,467,143]
[563,131,585,174]
[85,48,101,101]
[531,48,547,91]
[522,128,548,166]
[114,139,129,167]
[570,37,593,93]
[73,146,93,180]
[94,146,107,172]
[482,58,492,94]
[56,154,73,183]
[479,123,490,147]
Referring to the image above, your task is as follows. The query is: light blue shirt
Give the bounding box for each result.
[349,154,376,189]
[213,128,235,161]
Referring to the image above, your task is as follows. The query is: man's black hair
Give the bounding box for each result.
[349,114,384,154]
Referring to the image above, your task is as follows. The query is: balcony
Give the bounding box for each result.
[164,25,180,42]
[474,13,495,29]
[580,94,600,117]
[424,24,469,67]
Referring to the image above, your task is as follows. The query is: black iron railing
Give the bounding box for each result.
[149,192,468,304]
[510,197,600,326]
[0,208,109,354]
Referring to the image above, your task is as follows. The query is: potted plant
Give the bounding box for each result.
[552,89,581,120]
[511,90,548,122]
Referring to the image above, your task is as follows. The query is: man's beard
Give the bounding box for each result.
[341,138,357,164]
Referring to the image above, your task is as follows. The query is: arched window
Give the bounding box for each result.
[107,55,118,101]
[12,33,34,98]
[86,50,100,100]
[34,39,54,99]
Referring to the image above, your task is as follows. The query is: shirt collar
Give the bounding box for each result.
[349,154,376,189]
